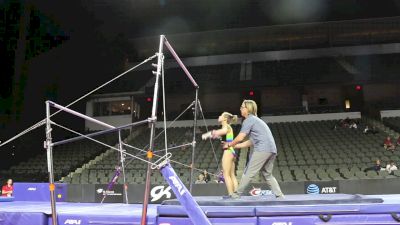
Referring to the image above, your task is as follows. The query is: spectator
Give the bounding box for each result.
[363,125,369,134]
[339,117,352,128]
[1,179,13,197]
[202,170,211,183]
[364,159,382,172]
[181,139,189,150]
[370,126,379,134]
[349,121,358,129]
[396,136,400,147]
[384,136,395,152]
[215,170,225,183]
[168,141,177,149]
[184,130,192,138]
[195,174,206,184]
[386,161,398,175]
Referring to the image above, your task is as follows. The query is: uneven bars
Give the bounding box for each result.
[52,119,150,147]
[163,37,199,88]
[48,101,114,129]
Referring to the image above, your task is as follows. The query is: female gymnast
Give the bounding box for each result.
[202,112,238,196]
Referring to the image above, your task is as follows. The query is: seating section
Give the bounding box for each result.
[5,119,399,184]
[65,126,242,184]
[64,119,400,185]
[0,130,129,182]
[382,117,400,134]
[271,120,399,182]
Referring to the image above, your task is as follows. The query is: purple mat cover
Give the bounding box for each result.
[0,212,47,225]
[0,194,399,225]
[161,194,383,206]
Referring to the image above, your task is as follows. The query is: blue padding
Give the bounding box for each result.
[0,212,47,225]
[162,194,383,206]
[55,214,157,225]
[0,197,14,202]
[158,217,258,225]
[256,203,400,216]
[13,183,67,202]
[258,214,399,225]
[158,205,255,217]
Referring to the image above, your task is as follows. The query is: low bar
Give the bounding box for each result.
[52,119,150,147]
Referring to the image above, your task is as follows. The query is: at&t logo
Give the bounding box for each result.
[306,184,320,194]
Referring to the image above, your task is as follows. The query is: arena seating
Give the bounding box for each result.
[62,119,400,184]
[0,130,129,182]
[382,117,400,133]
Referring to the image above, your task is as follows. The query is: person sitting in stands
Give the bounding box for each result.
[396,136,400,148]
[215,170,225,183]
[386,160,398,175]
[202,170,211,183]
[363,125,372,134]
[1,179,13,197]
[364,159,382,172]
[195,174,206,184]
[349,121,358,129]
[341,117,352,128]
[384,136,395,152]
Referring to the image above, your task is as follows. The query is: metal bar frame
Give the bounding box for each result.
[140,35,165,225]
[45,101,58,225]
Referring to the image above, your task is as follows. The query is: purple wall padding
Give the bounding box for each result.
[258,214,400,225]
[158,205,255,217]
[0,212,47,225]
[13,183,67,202]
[158,217,257,225]
[54,214,157,225]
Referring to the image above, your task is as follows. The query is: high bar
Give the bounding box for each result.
[163,37,199,88]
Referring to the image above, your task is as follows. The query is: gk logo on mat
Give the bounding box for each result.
[64,219,81,225]
[169,176,186,196]
[272,222,292,225]
[151,185,172,202]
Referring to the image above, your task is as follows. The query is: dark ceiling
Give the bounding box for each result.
[29,0,400,39]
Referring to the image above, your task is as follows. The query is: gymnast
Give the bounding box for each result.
[202,112,239,197]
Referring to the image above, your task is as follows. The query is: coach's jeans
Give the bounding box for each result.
[236,151,283,197]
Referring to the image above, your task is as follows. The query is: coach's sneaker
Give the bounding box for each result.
[230,192,241,199]
[276,194,285,200]
[222,195,231,199]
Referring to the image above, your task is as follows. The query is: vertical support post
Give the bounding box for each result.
[118,130,129,203]
[189,89,199,192]
[140,35,165,225]
[45,101,58,225]
[160,163,212,225]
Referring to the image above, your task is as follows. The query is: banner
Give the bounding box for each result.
[94,184,123,203]
[304,181,339,194]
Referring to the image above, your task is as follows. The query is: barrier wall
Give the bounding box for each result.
[13,183,67,202]
[11,178,400,203]
[380,109,400,118]
[154,112,361,128]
